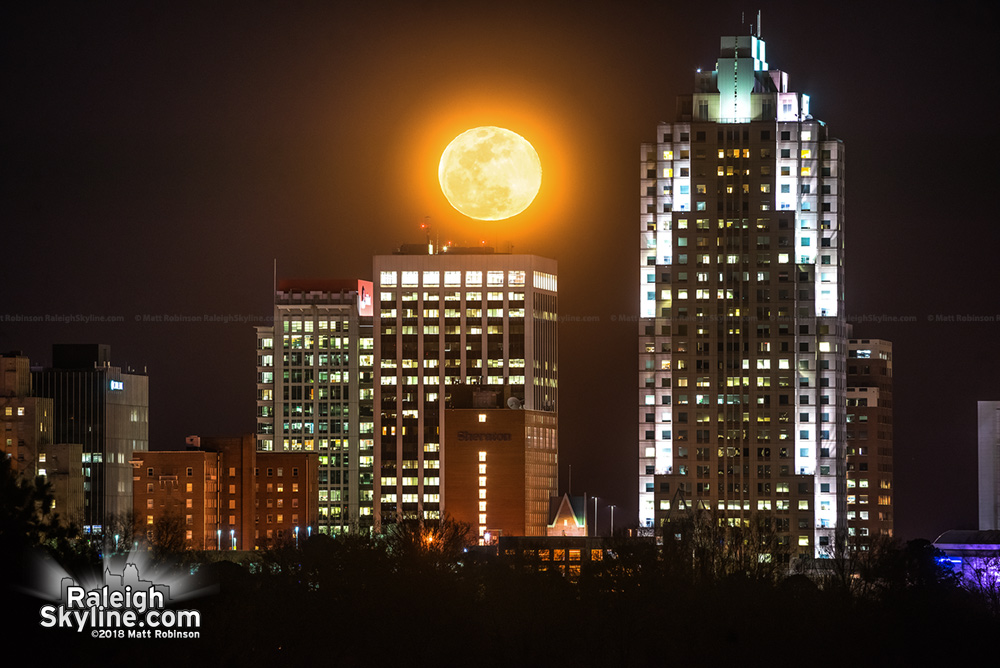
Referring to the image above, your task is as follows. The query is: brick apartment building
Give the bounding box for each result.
[132,434,318,550]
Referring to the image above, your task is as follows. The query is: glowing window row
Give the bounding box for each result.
[380,270,527,288]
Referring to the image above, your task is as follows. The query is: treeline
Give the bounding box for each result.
[3,460,998,666]
[176,523,999,666]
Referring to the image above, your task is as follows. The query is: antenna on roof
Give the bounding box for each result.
[758,10,762,38]
[421,217,434,254]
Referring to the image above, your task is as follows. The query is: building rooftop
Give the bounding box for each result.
[277,278,360,293]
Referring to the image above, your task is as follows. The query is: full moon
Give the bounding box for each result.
[438,126,542,221]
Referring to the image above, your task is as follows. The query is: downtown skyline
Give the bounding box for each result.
[3,1,1000,541]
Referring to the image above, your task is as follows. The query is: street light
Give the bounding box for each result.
[295,526,300,549]
[216,529,221,551]
[230,529,235,550]
[610,505,617,536]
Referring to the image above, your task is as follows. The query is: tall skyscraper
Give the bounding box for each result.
[256,280,375,534]
[373,246,557,528]
[637,35,845,558]
[979,401,1000,531]
[846,338,893,546]
[33,344,148,534]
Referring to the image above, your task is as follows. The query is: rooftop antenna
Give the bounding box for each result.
[273,258,277,295]
[757,10,762,38]
[421,217,433,254]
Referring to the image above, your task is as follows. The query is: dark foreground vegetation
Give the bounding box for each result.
[3,459,998,667]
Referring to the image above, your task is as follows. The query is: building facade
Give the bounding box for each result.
[547,493,587,537]
[1,352,84,525]
[132,448,222,550]
[2,352,53,474]
[846,338,893,546]
[374,247,557,527]
[637,35,846,558]
[256,280,375,534]
[33,344,148,534]
[443,403,558,540]
[133,434,319,550]
[979,401,1000,531]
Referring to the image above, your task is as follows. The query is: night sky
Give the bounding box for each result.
[4,1,999,541]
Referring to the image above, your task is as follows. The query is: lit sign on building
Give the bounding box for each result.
[457,431,512,442]
[357,280,373,317]
[109,380,124,391]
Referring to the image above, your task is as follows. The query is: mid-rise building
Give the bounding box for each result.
[256,280,374,534]
[133,447,222,550]
[33,344,148,534]
[133,434,319,550]
[2,351,53,473]
[979,401,1000,531]
[846,338,893,546]
[1,351,85,524]
[637,34,846,558]
[443,395,557,540]
[374,246,557,528]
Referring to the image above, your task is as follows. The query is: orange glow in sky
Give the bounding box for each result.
[399,92,577,249]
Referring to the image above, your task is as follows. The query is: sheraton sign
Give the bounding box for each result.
[457,431,512,442]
